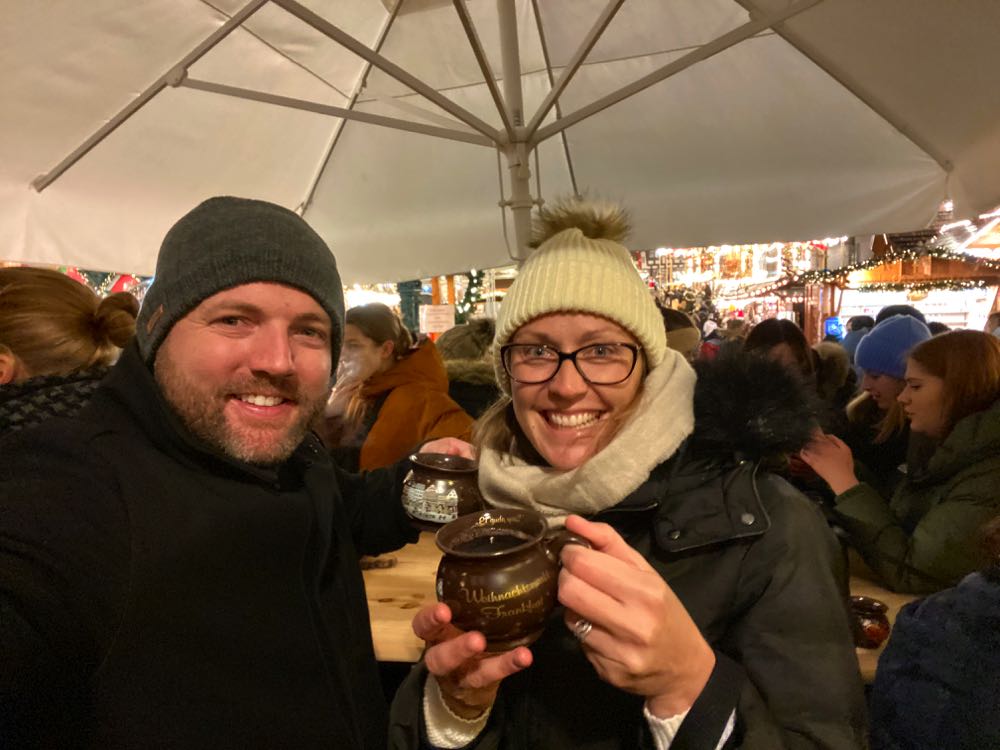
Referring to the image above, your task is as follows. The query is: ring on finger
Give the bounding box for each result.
[571,617,593,643]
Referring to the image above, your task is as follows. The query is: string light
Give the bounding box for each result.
[795,238,1000,283]
[853,279,991,293]
[455,269,485,323]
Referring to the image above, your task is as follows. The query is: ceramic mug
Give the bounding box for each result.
[850,595,890,649]
[402,452,485,529]
[435,508,588,651]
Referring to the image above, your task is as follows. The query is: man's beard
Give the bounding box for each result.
[154,357,327,467]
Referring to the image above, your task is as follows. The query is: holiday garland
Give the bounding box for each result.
[852,278,992,293]
[716,237,1000,298]
[795,238,1000,284]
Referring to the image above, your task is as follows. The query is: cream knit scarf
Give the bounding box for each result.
[478,353,696,526]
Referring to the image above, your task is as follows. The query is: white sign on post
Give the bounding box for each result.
[419,304,456,334]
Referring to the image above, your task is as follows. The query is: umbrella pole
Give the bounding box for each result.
[504,143,534,263]
[498,0,532,262]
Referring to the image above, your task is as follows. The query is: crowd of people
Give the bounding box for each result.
[1,195,998,749]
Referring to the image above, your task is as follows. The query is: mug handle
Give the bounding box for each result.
[543,530,592,563]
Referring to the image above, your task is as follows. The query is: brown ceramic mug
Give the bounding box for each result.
[850,595,891,649]
[435,508,589,651]
[402,452,486,529]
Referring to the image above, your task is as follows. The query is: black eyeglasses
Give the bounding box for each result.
[500,343,642,385]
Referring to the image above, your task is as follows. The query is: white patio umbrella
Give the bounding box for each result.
[2,0,999,283]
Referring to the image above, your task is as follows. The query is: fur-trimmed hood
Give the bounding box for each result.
[814,341,851,401]
[689,351,823,462]
[444,358,497,386]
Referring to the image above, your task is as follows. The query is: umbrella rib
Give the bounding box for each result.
[350,41,731,105]
[196,0,351,101]
[524,0,625,142]
[452,0,515,140]
[272,0,503,145]
[529,0,822,148]
[299,0,403,215]
[31,0,271,192]
[181,78,494,147]
[529,0,579,197]
[731,0,952,172]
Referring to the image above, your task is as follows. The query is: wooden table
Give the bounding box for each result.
[363,532,442,663]
[363,535,921,681]
[848,554,920,683]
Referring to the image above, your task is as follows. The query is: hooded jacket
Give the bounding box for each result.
[389,354,866,750]
[833,397,1000,593]
[0,344,418,748]
[355,340,473,470]
[443,358,500,419]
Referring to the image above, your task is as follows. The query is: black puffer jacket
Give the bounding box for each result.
[0,344,418,748]
[390,354,866,749]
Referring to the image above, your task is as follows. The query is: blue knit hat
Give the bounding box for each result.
[854,315,931,379]
[875,304,926,325]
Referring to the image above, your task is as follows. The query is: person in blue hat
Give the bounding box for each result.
[841,315,932,497]
[802,330,1000,593]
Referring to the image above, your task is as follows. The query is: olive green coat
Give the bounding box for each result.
[835,398,1000,593]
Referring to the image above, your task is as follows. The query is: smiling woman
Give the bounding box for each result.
[390,198,865,750]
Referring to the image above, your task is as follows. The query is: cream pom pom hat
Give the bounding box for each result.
[493,198,667,393]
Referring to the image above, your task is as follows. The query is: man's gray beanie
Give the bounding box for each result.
[136,196,345,368]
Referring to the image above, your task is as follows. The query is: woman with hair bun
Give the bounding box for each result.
[0,267,138,433]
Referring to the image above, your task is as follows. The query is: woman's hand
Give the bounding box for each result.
[799,431,858,495]
[419,437,476,461]
[558,515,715,718]
[413,603,532,719]
[324,378,361,418]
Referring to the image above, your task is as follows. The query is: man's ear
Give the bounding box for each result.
[0,347,23,384]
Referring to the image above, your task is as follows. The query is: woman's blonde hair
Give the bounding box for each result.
[0,267,138,378]
[846,390,907,444]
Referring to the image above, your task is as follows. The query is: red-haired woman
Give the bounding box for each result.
[802,330,1000,593]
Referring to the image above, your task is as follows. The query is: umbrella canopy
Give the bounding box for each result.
[2,0,999,283]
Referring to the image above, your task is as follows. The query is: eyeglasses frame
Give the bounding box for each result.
[499,342,643,385]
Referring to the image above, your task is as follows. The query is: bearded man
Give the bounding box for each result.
[0,197,450,748]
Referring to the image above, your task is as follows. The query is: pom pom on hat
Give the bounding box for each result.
[492,197,667,392]
[855,314,931,379]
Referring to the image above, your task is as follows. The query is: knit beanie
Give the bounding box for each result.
[875,304,926,326]
[493,199,667,393]
[136,197,345,368]
[854,314,931,379]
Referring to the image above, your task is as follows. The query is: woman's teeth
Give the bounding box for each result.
[548,411,601,428]
[240,394,285,407]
